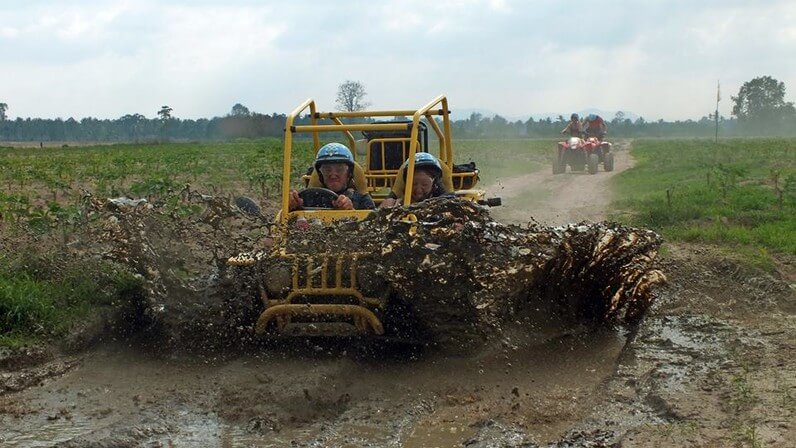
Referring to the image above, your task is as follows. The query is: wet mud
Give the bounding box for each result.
[4,251,791,447]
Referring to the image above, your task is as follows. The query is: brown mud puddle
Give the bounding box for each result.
[0,330,625,447]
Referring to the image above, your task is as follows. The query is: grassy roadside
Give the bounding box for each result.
[0,253,142,348]
[611,138,796,260]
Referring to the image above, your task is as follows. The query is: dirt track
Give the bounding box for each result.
[490,140,633,226]
[2,140,794,447]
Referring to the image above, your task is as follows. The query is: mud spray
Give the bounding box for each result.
[77,191,665,353]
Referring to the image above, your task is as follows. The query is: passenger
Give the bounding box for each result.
[583,113,608,140]
[560,113,582,137]
[380,152,449,207]
[288,143,375,211]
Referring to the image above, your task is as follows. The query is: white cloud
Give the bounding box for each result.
[0,26,18,38]
[0,0,794,121]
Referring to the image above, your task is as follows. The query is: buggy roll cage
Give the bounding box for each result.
[280,95,457,224]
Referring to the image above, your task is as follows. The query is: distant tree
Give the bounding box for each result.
[230,103,251,117]
[0,102,7,121]
[335,80,370,112]
[731,76,795,130]
[157,105,173,121]
[120,113,147,141]
[157,106,174,139]
[612,111,625,125]
[556,114,565,123]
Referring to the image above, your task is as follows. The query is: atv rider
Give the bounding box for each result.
[560,113,583,137]
[380,152,449,207]
[288,143,375,211]
[583,113,608,140]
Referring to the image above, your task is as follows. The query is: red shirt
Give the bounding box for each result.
[586,116,605,130]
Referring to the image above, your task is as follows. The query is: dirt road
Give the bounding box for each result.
[2,140,794,447]
[489,141,632,226]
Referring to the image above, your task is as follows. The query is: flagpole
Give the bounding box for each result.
[715,80,720,143]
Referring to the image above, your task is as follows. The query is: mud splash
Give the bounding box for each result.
[43,191,664,353]
[0,189,665,356]
[244,199,666,350]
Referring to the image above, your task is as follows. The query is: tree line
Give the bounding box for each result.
[0,106,292,142]
[0,108,766,142]
[1,76,794,142]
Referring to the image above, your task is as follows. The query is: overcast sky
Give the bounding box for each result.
[2,0,794,121]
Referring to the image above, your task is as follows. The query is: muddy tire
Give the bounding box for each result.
[604,152,615,172]
[588,154,599,174]
[234,196,261,216]
[380,294,429,344]
[393,288,495,353]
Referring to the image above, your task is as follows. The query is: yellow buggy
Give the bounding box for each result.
[228,95,500,338]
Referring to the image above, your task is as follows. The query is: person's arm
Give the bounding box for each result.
[350,191,375,210]
[361,194,376,210]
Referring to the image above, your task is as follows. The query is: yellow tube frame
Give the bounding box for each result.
[280,95,456,225]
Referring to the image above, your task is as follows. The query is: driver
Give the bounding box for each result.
[560,113,582,137]
[583,113,607,140]
[380,152,449,207]
[288,143,375,211]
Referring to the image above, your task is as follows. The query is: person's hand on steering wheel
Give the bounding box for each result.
[332,194,353,210]
[288,189,303,211]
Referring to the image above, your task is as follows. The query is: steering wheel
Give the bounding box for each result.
[299,187,339,209]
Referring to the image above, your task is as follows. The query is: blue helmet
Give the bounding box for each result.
[587,113,597,121]
[403,152,442,177]
[314,142,354,171]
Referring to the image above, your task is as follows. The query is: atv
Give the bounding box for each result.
[228,95,501,338]
[552,136,614,175]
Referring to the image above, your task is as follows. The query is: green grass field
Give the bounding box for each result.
[612,138,796,255]
[0,139,316,211]
[0,137,551,228]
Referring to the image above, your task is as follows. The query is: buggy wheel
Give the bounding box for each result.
[588,154,599,174]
